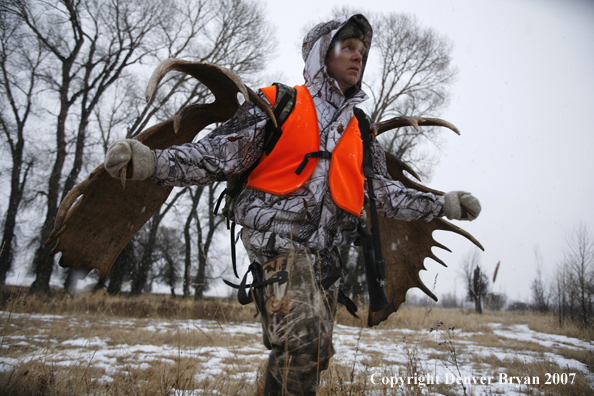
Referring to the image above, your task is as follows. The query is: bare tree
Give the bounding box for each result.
[183,187,204,297]
[0,9,45,286]
[2,0,273,293]
[130,188,187,296]
[552,262,569,325]
[149,226,184,296]
[106,240,135,295]
[566,224,594,327]
[2,0,178,293]
[552,224,594,328]
[472,266,483,313]
[530,247,550,312]
[460,250,489,313]
[124,0,275,137]
[340,245,366,301]
[194,184,226,299]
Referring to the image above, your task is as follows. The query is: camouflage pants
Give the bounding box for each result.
[258,247,338,396]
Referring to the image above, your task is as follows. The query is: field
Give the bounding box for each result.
[0,288,592,396]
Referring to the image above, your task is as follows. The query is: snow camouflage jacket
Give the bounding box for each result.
[152,15,445,289]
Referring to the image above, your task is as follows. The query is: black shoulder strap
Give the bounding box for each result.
[272,83,297,123]
[354,107,387,284]
[262,83,296,155]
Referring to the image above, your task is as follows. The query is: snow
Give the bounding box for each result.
[61,337,108,348]
[491,323,594,350]
[0,311,592,395]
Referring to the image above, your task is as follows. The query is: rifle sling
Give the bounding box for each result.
[354,107,386,283]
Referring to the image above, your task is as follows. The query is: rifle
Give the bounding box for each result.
[357,223,389,312]
[354,107,390,313]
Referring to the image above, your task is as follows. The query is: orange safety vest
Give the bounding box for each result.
[247,85,365,217]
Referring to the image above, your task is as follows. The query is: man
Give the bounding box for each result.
[105,14,480,396]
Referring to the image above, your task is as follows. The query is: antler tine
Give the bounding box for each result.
[373,116,460,136]
[416,279,439,302]
[47,167,104,245]
[145,58,171,102]
[435,218,485,251]
[384,153,445,195]
[428,252,448,267]
[433,240,452,253]
[51,181,87,236]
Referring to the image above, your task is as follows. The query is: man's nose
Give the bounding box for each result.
[352,50,363,62]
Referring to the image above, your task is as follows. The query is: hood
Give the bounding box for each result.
[301,14,373,100]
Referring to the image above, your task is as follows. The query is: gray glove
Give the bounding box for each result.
[444,191,481,221]
[104,139,155,180]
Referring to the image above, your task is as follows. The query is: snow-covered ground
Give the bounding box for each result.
[0,311,592,395]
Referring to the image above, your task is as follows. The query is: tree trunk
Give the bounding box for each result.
[0,186,22,286]
[130,219,160,296]
[29,34,79,294]
[194,185,223,300]
[166,257,177,297]
[29,121,67,294]
[473,266,483,314]
[194,246,207,299]
[0,142,28,286]
[183,187,203,297]
[130,189,186,295]
[107,241,135,295]
[29,241,57,294]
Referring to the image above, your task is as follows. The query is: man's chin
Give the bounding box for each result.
[347,78,359,88]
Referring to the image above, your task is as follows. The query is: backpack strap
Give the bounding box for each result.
[262,83,296,155]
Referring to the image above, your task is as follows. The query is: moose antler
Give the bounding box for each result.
[47,59,274,281]
[365,118,483,327]
[144,59,276,134]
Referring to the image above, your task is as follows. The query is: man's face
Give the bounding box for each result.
[325,38,365,93]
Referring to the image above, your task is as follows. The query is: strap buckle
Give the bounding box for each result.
[223,263,289,306]
[295,150,332,175]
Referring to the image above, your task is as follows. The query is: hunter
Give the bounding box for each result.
[104,14,481,396]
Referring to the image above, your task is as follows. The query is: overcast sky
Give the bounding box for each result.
[259,0,594,302]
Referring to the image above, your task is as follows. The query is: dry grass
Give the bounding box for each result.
[371,305,593,342]
[0,359,263,396]
[0,287,592,395]
[0,286,257,322]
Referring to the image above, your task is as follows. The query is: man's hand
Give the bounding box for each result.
[104,139,155,181]
[444,191,481,221]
